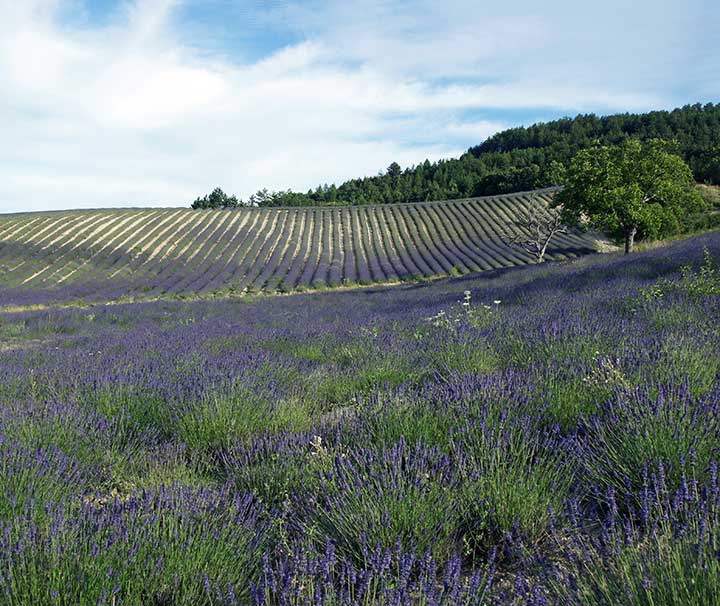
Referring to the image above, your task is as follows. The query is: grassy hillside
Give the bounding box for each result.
[0,189,596,304]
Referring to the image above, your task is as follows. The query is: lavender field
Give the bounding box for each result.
[0,190,596,305]
[1,230,719,605]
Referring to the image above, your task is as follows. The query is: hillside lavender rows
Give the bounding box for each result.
[0,231,719,604]
[0,190,595,306]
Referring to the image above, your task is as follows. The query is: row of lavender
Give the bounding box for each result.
[0,191,595,306]
[0,232,718,604]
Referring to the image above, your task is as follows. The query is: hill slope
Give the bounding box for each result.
[243,103,720,207]
[0,189,596,304]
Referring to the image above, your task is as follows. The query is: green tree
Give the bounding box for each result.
[554,139,706,253]
[248,188,275,206]
[191,187,242,209]
[386,162,402,178]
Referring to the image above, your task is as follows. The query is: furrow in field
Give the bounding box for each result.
[299,209,323,288]
[0,214,53,243]
[310,210,331,287]
[203,209,260,292]
[323,210,335,286]
[460,200,530,266]
[400,204,447,274]
[74,210,165,289]
[379,205,419,278]
[262,209,303,292]
[234,211,283,292]
[223,210,276,289]
[386,206,430,276]
[328,209,343,287]
[370,206,404,278]
[5,213,97,275]
[0,216,57,273]
[87,210,184,300]
[262,209,300,290]
[132,210,197,267]
[0,215,47,246]
[412,205,460,273]
[150,211,210,266]
[103,209,188,284]
[245,210,291,291]
[432,202,491,270]
[162,209,237,294]
[56,211,152,284]
[216,210,273,292]
[216,210,266,290]
[144,210,228,296]
[116,210,208,294]
[349,207,373,283]
[283,210,314,289]
[361,208,385,281]
[13,215,94,271]
[20,212,119,286]
[362,207,395,281]
[33,212,137,286]
[186,210,249,293]
[417,205,474,273]
[340,208,357,282]
[158,208,233,293]
[396,205,446,274]
[0,216,29,240]
[100,210,198,299]
[430,203,489,271]
[437,203,497,270]
[0,189,600,300]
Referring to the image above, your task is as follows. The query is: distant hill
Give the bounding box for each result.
[0,190,596,305]
[251,103,720,207]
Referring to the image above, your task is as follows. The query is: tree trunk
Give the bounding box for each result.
[537,240,549,263]
[624,227,637,254]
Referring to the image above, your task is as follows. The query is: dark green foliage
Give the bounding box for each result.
[470,103,720,184]
[191,187,243,209]
[247,188,324,207]
[555,139,706,252]
[246,103,720,207]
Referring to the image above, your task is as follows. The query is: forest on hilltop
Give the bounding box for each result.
[250,103,720,207]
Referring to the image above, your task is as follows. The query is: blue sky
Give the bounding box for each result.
[1,0,718,213]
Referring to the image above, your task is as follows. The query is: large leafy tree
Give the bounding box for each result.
[191,187,243,209]
[554,139,706,253]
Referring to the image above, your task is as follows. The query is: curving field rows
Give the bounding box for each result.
[0,189,597,302]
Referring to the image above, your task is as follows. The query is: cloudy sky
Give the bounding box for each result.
[1,0,718,213]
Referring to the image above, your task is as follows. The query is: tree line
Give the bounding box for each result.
[192,102,720,210]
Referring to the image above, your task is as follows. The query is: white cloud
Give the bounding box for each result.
[0,2,491,212]
[0,0,715,213]
[443,120,512,142]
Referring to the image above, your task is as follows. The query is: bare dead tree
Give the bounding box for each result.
[503,195,568,263]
